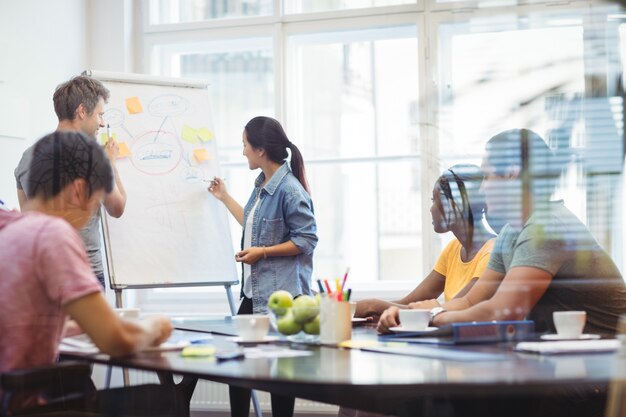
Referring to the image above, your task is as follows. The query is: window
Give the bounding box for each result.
[284,0,416,14]
[152,38,274,162]
[139,1,626,310]
[286,26,420,282]
[437,5,624,256]
[148,0,272,24]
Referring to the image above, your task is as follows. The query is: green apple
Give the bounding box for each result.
[303,315,320,335]
[267,290,293,316]
[277,311,302,335]
[292,295,319,324]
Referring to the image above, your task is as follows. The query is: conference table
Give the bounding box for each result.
[61,316,623,417]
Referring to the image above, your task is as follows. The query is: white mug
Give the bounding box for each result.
[349,301,357,318]
[399,309,430,331]
[234,315,270,341]
[553,311,586,338]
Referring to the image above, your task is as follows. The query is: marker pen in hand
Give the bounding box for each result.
[204,177,227,186]
[106,124,111,141]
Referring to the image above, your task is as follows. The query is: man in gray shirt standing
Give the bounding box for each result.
[15,75,127,288]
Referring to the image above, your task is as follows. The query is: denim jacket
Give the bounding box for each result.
[242,162,318,313]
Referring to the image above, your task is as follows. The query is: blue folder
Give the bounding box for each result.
[379,320,535,344]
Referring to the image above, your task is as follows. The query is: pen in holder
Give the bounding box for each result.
[320,295,352,345]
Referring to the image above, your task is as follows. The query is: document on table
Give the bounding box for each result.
[362,344,509,361]
[515,339,620,355]
[60,330,212,354]
[243,346,313,359]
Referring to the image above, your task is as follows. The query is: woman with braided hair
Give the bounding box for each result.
[356,164,496,327]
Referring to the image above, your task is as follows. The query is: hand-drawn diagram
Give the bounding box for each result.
[148,94,189,117]
[103,93,212,179]
[131,130,182,175]
[97,77,237,289]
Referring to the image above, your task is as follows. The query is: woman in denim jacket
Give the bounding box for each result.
[209,116,317,416]
[209,116,318,314]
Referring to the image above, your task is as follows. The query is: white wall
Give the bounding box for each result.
[0,0,88,209]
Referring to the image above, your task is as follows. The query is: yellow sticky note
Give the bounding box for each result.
[338,340,381,349]
[99,132,118,145]
[181,346,216,357]
[181,124,200,144]
[125,97,143,114]
[193,148,211,163]
[197,127,214,142]
[118,142,131,158]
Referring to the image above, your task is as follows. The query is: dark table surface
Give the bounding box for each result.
[61,317,623,416]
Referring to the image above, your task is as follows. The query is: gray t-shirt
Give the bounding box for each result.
[15,145,104,276]
[488,201,626,336]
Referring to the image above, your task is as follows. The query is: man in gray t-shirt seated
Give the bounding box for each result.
[377,128,625,417]
[14,76,127,288]
[379,128,626,337]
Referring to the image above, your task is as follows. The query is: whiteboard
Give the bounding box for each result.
[91,71,238,288]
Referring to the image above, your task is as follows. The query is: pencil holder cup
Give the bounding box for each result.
[320,297,352,345]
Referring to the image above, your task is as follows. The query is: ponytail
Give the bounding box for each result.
[287,142,310,194]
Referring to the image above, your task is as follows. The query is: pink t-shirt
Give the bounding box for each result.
[0,210,102,375]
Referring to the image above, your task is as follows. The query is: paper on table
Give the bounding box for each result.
[60,333,193,354]
[243,346,313,359]
[362,344,509,362]
[59,336,99,354]
[515,339,619,355]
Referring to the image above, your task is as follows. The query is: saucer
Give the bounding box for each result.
[231,335,279,344]
[388,326,438,334]
[540,334,601,341]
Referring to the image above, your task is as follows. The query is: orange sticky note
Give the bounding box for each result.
[125,97,143,114]
[193,148,211,163]
[118,142,131,158]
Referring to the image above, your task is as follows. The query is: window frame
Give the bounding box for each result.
[129,0,625,311]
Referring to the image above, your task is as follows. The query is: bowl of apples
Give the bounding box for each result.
[267,290,320,342]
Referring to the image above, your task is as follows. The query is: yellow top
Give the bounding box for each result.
[434,237,496,301]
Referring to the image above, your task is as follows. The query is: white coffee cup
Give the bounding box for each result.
[234,315,270,341]
[553,311,586,338]
[399,309,431,331]
[115,307,140,320]
[349,301,357,318]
